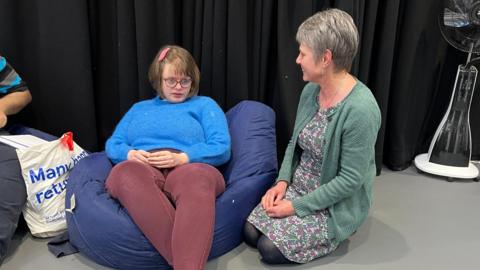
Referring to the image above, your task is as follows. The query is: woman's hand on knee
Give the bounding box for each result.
[261,181,287,210]
[127,149,150,164]
[148,151,189,169]
[265,200,295,218]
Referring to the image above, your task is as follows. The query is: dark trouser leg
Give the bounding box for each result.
[257,235,293,264]
[164,163,225,270]
[243,221,262,248]
[244,221,293,264]
[0,145,26,265]
[105,161,175,265]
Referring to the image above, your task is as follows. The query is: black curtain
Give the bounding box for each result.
[1,0,478,173]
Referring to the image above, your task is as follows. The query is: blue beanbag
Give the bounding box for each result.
[8,125,57,141]
[65,100,277,269]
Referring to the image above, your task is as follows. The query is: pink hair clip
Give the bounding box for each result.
[158,47,170,62]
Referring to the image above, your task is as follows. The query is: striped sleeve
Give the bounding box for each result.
[0,56,28,96]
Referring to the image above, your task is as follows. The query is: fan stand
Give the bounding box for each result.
[415,48,479,181]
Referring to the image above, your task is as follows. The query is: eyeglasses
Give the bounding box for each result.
[163,78,192,88]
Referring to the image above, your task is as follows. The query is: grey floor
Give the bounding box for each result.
[2,165,480,270]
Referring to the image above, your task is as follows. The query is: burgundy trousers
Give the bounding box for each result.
[105,161,225,270]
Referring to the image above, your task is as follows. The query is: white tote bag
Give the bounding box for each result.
[16,132,88,237]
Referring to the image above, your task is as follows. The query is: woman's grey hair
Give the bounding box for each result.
[296,8,359,71]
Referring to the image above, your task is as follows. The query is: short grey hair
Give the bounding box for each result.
[296,8,359,71]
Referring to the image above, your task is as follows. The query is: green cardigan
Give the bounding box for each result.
[277,81,381,243]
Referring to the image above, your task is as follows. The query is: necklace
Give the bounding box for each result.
[318,72,354,109]
[319,88,341,109]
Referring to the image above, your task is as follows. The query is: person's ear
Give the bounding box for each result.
[321,49,333,67]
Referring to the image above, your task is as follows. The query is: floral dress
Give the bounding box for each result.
[247,104,340,263]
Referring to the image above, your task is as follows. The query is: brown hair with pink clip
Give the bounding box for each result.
[148,45,200,99]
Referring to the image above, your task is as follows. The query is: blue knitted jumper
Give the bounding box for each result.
[105,96,231,166]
